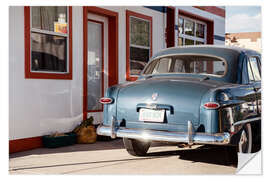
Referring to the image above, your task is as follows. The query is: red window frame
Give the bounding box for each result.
[178,9,214,45]
[126,10,152,81]
[24,6,73,80]
[178,9,214,72]
[85,19,105,113]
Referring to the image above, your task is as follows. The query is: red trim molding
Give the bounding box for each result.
[193,6,225,18]
[126,10,153,81]
[83,7,119,120]
[166,7,175,48]
[9,136,42,154]
[24,6,73,80]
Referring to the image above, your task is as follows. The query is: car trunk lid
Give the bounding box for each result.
[116,76,222,131]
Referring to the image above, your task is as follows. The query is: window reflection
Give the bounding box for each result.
[249,57,261,81]
[184,19,195,36]
[87,21,103,111]
[196,23,205,38]
[129,16,151,76]
[32,6,67,33]
[144,55,226,76]
[31,32,67,72]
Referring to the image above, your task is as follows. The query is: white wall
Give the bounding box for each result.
[101,6,166,83]
[9,6,166,140]
[9,7,84,140]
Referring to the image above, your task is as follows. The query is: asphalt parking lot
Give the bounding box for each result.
[9,138,237,174]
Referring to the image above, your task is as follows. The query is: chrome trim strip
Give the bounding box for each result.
[110,116,117,139]
[97,125,230,145]
[232,117,261,127]
[187,121,194,145]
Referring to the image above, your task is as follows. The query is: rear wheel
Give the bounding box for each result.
[123,138,151,156]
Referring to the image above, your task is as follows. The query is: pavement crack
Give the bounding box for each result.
[9,156,170,172]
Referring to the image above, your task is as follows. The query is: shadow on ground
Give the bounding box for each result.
[147,145,238,167]
[9,137,125,158]
[10,137,237,169]
[9,137,177,158]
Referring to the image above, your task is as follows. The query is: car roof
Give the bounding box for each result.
[151,45,260,61]
[146,45,260,83]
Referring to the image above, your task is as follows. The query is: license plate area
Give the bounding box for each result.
[139,108,165,122]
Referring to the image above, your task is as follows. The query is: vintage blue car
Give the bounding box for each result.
[97,45,261,156]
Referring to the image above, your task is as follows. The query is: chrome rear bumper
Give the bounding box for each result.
[97,117,231,145]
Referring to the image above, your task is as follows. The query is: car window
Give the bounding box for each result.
[247,60,255,82]
[248,57,261,82]
[152,58,172,74]
[144,55,226,76]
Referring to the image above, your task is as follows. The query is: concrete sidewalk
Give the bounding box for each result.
[9,139,236,174]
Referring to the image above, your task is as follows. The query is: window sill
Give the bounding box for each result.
[25,72,72,80]
[126,76,138,81]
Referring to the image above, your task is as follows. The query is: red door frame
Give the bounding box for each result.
[83,7,118,120]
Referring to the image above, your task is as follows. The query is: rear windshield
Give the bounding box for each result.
[143,55,227,76]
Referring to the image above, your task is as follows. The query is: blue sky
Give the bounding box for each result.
[226,6,261,33]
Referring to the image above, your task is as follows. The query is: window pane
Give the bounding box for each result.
[249,57,261,81]
[173,59,185,73]
[130,17,150,47]
[248,60,255,82]
[31,32,67,72]
[178,37,183,46]
[144,55,226,76]
[178,18,184,34]
[87,21,103,111]
[189,61,206,73]
[196,23,205,38]
[152,58,172,74]
[213,61,226,75]
[185,39,194,45]
[130,47,149,75]
[184,19,195,36]
[196,41,204,45]
[32,6,67,33]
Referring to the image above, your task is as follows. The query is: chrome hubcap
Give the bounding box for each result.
[239,130,248,153]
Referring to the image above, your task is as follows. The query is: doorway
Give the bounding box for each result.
[83,7,118,124]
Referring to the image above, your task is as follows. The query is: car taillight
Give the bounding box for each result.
[99,97,113,104]
[203,102,220,109]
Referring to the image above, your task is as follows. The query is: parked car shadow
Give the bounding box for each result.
[10,138,237,169]
[147,145,238,167]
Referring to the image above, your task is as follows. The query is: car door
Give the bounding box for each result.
[248,56,261,115]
